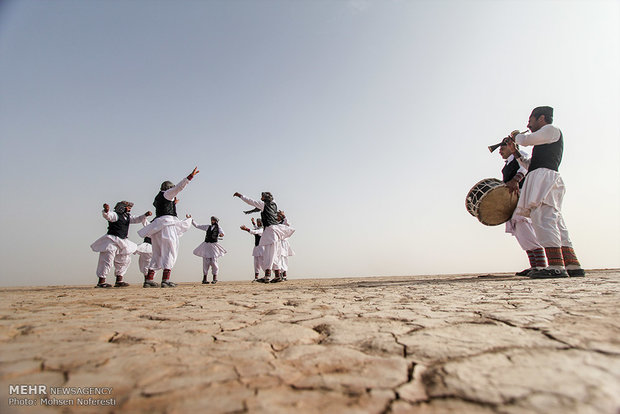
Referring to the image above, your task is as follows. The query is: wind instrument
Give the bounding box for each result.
[488,130,528,152]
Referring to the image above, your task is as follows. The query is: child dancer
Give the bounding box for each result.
[240,218,264,281]
[133,217,153,279]
[90,201,152,288]
[189,215,227,284]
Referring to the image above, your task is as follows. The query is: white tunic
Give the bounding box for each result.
[90,211,148,255]
[192,220,227,259]
[137,178,193,270]
[514,125,565,218]
[137,178,193,240]
[248,227,265,257]
[238,195,296,245]
[280,217,295,257]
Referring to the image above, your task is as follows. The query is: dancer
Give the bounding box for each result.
[233,191,295,283]
[277,211,295,281]
[188,215,226,284]
[498,140,546,276]
[240,218,264,281]
[90,201,152,288]
[134,216,153,280]
[506,106,585,278]
[138,167,199,287]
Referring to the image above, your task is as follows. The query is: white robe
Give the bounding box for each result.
[137,178,192,270]
[238,195,295,270]
[91,211,148,278]
[192,220,227,259]
[514,125,573,248]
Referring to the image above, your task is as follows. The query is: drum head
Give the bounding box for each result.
[477,186,518,226]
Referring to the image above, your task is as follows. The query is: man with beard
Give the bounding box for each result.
[91,201,152,288]
[138,167,199,287]
[233,191,294,283]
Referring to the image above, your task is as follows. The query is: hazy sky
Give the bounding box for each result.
[1,0,618,287]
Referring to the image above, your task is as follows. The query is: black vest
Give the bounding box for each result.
[205,224,219,243]
[502,158,524,188]
[107,213,131,239]
[254,233,261,247]
[261,201,278,227]
[154,192,177,218]
[143,237,151,244]
[529,132,563,173]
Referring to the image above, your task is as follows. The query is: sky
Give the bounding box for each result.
[0,0,618,287]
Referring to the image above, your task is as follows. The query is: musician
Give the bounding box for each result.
[498,141,546,275]
[506,106,585,278]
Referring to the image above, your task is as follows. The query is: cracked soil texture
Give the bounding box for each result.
[1,269,619,413]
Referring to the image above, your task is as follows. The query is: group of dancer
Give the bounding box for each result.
[91,106,585,287]
[90,167,295,288]
[498,106,585,278]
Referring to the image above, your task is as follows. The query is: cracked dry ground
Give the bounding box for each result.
[1,270,619,414]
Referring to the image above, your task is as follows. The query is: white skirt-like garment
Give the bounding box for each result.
[515,169,565,218]
[281,239,295,256]
[252,245,264,257]
[505,213,532,235]
[90,234,137,255]
[259,224,295,246]
[134,242,153,255]
[193,242,227,259]
[138,216,192,238]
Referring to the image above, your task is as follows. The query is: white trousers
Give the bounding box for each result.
[253,256,263,274]
[149,225,181,270]
[512,219,542,251]
[203,258,219,276]
[262,242,281,271]
[530,204,573,248]
[96,247,131,279]
[279,256,289,272]
[136,252,152,276]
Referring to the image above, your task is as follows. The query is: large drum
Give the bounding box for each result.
[466,178,518,226]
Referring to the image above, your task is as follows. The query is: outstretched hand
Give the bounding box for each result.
[145,211,153,216]
[186,214,192,219]
[103,203,110,213]
[233,192,242,198]
[240,225,250,232]
[187,167,200,180]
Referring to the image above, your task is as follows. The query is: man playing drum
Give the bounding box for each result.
[498,140,547,276]
[506,106,585,279]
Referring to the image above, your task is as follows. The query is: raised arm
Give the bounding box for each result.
[190,218,210,231]
[233,193,265,210]
[102,203,118,222]
[515,125,561,147]
[130,211,152,224]
[163,167,200,201]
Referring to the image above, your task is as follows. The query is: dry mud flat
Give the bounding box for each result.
[1,269,619,414]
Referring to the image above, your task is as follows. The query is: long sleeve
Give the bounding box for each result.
[129,214,149,224]
[239,195,265,211]
[217,227,225,237]
[515,124,561,147]
[191,219,210,231]
[163,177,191,201]
[249,228,264,236]
[102,211,118,222]
[282,217,292,226]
